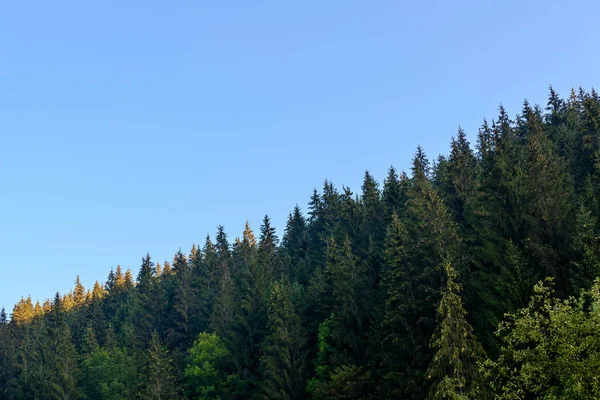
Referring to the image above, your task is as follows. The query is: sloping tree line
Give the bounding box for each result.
[1,87,600,399]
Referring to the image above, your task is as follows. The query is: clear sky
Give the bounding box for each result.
[1,1,598,311]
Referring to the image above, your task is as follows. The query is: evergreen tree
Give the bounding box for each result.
[260,281,307,400]
[167,249,194,350]
[142,331,178,400]
[51,322,79,400]
[73,276,86,307]
[426,262,485,400]
[259,215,280,278]
[282,206,311,285]
[325,236,371,366]
[382,146,461,399]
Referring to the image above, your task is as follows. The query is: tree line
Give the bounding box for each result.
[1,87,600,399]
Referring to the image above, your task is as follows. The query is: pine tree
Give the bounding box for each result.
[427,262,485,400]
[446,128,478,234]
[193,235,219,333]
[282,206,311,285]
[211,265,236,345]
[383,166,407,222]
[83,325,98,356]
[73,276,86,307]
[571,201,600,291]
[0,307,13,400]
[142,331,178,400]
[134,253,158,348]
[325,236,370,366]
[11,296,35,324]
[360,171,385,253]
[260,281,307,400]
[167,249,194,350]
[259,215,280,278]
[228,222,269,392]
[137,252,154,294]
[105,323,117,351]
[518,101,574,290]
[51,322,79,400]
[382,147,461,399]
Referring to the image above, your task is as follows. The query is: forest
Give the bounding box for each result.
[2,87,600,399]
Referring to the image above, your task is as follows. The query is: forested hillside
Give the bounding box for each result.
[2,87,600,399]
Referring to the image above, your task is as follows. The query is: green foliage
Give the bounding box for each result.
[185,332,240,400]
[260,281,307,400]
[311,364,375,400]
[82,347,140,400]
[426,263,485,400]
[5,86,600,400]
[141,331,178,400]
[482,278,600,399]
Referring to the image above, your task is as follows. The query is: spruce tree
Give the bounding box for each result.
[427,262,485,400]
[260,281,307,400]
[382,147,461,399]
[325,236,370,366]
[167,249,194,350]
[142,331,178,400]
[282,206,311,285]
[73,276,86,307]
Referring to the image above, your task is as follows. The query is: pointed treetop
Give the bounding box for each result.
[92,280,104,299]
[106,268,116,292]
[172,249,189,275]
[412,145,430,180]
[74,275,86,305]
[216,225,231,258]
[547,85,562,112]
[189,243,202,270]
[308,188,322,222]
[361,170,381,204]
[124,269,134,288]
[259,214,279,254]
[115,265,126,289]
[243,220,257,249]
[426,261,485,399]
[162,260,173,276]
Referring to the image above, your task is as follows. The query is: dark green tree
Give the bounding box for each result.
[426,262,485,400]
[259,281,307,400]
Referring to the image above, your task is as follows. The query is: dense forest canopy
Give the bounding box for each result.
[2,87,600,399]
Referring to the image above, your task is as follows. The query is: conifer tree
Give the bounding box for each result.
[83,325,98,356]
[259,215,280,277]
[427,262,485,400]
[193,235,219,333]
[383,166,407,222]
[51,322,79,400]
[167,249,194,350]
[571,201,600,291]
[360,171,385,253]
[211,266,236,345]
[11,296,35,324]
[325,236,370,366]
[260,281,307,400]
[282,206,311,285]
[142,331,178,400]
[73,276,86,307]
[518,101,574,290]
[382,147,461,399]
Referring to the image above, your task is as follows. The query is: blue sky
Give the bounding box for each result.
[0,1,598,311]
